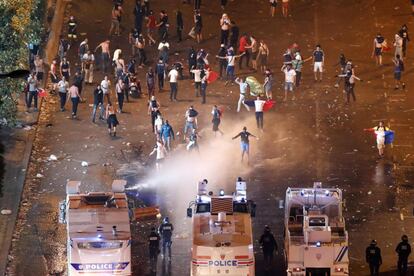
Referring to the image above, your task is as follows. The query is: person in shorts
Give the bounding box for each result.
[232,127,257,165]
[281,63,296,101]
[312,44,324,81]
[393,54,405,90]
[270,0,277,17]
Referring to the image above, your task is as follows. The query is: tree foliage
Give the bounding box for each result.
[0,0,45,125]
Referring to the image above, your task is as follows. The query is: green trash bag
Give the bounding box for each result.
[246,76,264,97]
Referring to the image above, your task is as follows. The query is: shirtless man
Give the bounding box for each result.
[95,40,111,73]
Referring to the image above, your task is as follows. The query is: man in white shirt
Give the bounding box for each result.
[190,65,202,97]
[100,75,111,104]
[57,76,69,111]
[82,50,95,84]
[281,64,296,101]
[234,77,250,112]
[168,66,179,101]
[254,96,266,130]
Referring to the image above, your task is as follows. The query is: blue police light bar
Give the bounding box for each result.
[316,241,321,247]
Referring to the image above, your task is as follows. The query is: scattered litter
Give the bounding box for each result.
[48,154,58,161]
[1,209,12,215]
[367,191,372,195]
[36,173,44,178]
[23,126,32,131]
[81,161,89,167]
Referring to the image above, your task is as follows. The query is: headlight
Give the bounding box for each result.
[335,267,344,272]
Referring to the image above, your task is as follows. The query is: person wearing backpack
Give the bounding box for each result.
[393,54,405,90]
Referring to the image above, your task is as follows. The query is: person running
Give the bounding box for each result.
[281,63,297,101]
[312,44,324,81]
[263,69,274,100]
[232,126,257,164]
[259,226,278,271]
[270,0,277,17]
[57,76,69,111]
[254,96,266,130]
[92,84,105,123]
[393,54,405,90]
[168,66,179,101]
[69,84,82,119]
[148,95,160,132]
[372,34,385,66]
[160,120,175,151]
[235,77,251,112]
[211,105,223,136]
[106,103,119,136]
[95,40,111,73]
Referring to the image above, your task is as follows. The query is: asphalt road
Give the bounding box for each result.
[5,0,414,275]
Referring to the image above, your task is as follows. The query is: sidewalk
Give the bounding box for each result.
[0,0,67,274]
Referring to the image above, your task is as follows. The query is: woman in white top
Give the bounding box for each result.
[100,75,111,104]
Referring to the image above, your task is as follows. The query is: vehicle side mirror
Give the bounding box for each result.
[187,207,193,218]
[250,201,256,218]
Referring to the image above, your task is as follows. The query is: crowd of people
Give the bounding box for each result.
[21,0,413,274]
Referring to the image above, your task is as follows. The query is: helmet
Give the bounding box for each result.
[370,240,377,246]
[164,217,169,223]
[264,225,270,232]
[402,235,408,241]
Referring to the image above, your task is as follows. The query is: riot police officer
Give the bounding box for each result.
[365,240,382,276]
[159,217,174,260]
[148,227,161,272]
[259,225,278,271]
[395,235,411,275]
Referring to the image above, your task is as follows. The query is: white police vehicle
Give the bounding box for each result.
[187,178,256,276]
[284,182,349,275]
[59,180,131,275]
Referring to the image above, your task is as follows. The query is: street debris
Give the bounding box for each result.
[1,209,12,215]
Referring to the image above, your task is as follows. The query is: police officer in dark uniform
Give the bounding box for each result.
[148,227,161,272]
[365,240,382,276]
[159,217,174,260]
[259,225,278,271]
[395,235,411,275]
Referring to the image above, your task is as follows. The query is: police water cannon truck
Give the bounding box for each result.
[284,182,349,275]
[186,178,256,276]
[59,180,132,276]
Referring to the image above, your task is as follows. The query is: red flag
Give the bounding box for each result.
[263,100,275,112]
[38,88,47,98]
[207,71,219,84]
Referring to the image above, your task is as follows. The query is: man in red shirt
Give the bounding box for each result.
[238,34,251,69]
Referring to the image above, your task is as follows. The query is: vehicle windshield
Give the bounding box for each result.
[196,203,210,213]
[78,241,123,249]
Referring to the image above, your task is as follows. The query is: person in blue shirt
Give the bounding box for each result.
[160,120,174,151]
[312,44,324,82]
[393,54,405,90]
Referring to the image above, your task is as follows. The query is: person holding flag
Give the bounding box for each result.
[364,121,394,158]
